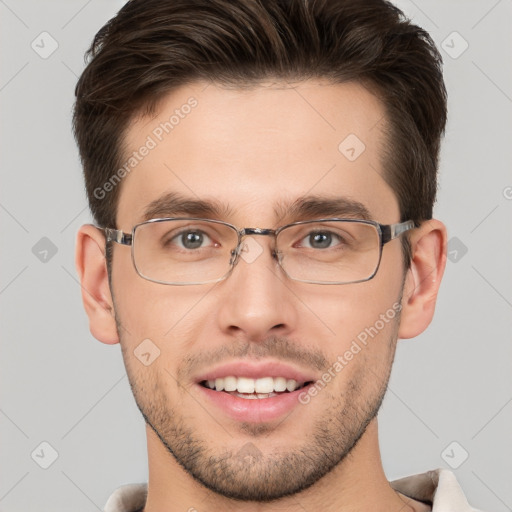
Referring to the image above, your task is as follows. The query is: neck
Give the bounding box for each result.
[142,418,419,512]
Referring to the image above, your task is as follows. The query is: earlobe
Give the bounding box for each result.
[75,224,120,345]
[398,219,447,340]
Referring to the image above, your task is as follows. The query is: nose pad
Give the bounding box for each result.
[229,246,241,267]
[229,237,281,270]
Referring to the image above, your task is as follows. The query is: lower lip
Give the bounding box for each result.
[196,383,312,423]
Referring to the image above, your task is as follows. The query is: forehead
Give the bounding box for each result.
[117,80,399,228]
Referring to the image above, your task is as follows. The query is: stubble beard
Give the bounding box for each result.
[117,320,400,502]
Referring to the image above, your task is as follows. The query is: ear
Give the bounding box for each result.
[75,224,119,345]
[398,218,447,339]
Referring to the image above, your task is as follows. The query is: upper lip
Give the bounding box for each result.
[194,360,318,384]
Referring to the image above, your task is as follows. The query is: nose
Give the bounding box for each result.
[215,235,298,342]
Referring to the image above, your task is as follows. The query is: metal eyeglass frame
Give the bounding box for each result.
[103,217,415,285]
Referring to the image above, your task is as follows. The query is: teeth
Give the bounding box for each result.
[234,392,279,399]
[237,377,255,393]
[274,377,287,392]
[256,392,276,398]
[286,379,297,392]
[223,376,237,392]
[204,376,305,393]
[254,377,274,393]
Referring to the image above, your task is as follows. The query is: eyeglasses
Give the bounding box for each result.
[103,217,414,285]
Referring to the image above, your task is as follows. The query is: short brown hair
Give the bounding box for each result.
[73,0,447,271]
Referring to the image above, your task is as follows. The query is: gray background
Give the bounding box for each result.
[1,1,511,511]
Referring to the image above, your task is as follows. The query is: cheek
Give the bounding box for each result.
[112,252,218,350]
[292,245,404,356]
[297,281,401,337]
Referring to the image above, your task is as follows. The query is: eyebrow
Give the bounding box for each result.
[141,192,235,222]
[140,192,373,224]
[274,195,373,223]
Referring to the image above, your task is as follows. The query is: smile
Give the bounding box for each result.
[200,376,311,399]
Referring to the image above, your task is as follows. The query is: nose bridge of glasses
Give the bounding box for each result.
[231,227,280,264]
[238,227,278,249]
[239,227,276,237]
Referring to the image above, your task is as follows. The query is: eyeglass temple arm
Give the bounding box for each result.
[380,220,415,245]
[104,228,133,245]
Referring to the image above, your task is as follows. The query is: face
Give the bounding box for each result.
[111,80,405,500]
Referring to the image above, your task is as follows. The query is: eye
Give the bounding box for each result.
[299,230,344,249]
[170,229,214,250]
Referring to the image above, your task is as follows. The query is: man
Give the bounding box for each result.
[73,0,482,510]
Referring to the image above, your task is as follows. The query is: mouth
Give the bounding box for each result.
[194,361,318,422]
[199,376,313,399]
